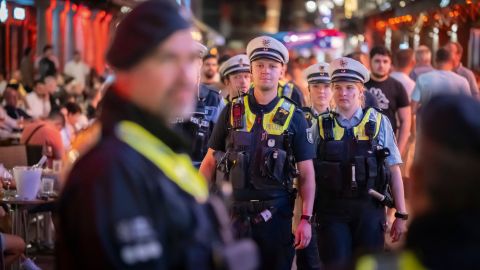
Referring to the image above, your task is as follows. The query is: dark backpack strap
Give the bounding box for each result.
[24,124,46,144]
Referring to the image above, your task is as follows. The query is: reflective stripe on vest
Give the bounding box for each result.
[278,81,294,99]
[230,95,295,135]
[116,121,208,203]
[318,108,382,140]
[356,251,426,270]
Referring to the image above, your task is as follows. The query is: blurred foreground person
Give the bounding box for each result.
[57,1,257,269]
[357,94,480,269]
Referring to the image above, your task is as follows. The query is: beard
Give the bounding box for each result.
[372,71,387,79]
[163,81,196,122]
[204,70,216,80]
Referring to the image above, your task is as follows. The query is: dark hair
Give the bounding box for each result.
[394,49,414,69]
[218,54,231,66]
[369,45,392,60]
[5,83,19,91]
[43,45,53,53]
[48,111,66,127]
[65,102,82,115]
[23,47,32,56]
[202,54,217,62]
[435,48,452,64]
[33,78,45,86]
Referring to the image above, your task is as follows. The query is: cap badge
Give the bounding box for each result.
[339,59,348,68]
[239,58,244,67]
[262,39,271,51]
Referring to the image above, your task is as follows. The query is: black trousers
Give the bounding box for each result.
[233,204,295,270]
[316,200,386,269]
[296,226,322,270]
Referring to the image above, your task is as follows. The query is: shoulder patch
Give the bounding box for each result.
[306,128,314,144]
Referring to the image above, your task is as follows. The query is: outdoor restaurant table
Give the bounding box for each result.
[1,197,56,255]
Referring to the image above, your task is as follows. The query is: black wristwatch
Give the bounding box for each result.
[301,215,313,224]
[395,212,409,220]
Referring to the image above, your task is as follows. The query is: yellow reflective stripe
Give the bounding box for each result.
[399,251,426,270]
[263,98,295,135]
[318,114,345,140]
[116,121,208,203]
[374,110,382,138]
[243,95,256,131]
[356,255,378,270]
[354,108,373,140]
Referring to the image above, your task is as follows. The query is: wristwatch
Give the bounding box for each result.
[300,215,313,224]
[394,212,409,220]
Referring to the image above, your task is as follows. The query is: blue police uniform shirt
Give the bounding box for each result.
[310,107,402,166]
[208,93,315,162]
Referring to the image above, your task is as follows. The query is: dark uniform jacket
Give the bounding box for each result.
[57,89,223,269]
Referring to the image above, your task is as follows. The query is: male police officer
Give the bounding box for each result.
[218,54,251,104]
[57,1,257,269]
[174,42,223,167]
[200,36,316,270]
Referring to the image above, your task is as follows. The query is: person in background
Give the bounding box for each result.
[391,49,416,100]
[444,41,479,98]
[357,94,480,269]
[64,50,90,88]
[0,72,7,96]
[36,45,58,78]
[218,54,251,103]
[0,106,19,140]
[61,102,83,151]
[3,87,32,120]
[411,48,471,114]
[20,47,34,92]
[409,45,434,81]
[26,79,51,119]
[44,75,68,112]
[365,46,411,156]
[300,62,332,128]
[20,111,65,160]
[201,53,221,90]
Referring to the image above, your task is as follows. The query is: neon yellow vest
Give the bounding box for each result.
[116,121,208,203]
[318,108,382,141]
[230,95,296,135]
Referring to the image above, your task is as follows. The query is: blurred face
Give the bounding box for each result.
[332,81,362,113]
[117,29,198,122]
[12,70,22,81]
[4,89,18,107]
[225,72,251,95]
[74,53,81,62]
[44,77,57,94]
[67,112,81,126]
[309,83,332,111]
[45,48,53,57]
[251,59,283,92]
[445,43,461,67]
[370,54,391,79]
[34,83,47,96]
[202,57,218,80]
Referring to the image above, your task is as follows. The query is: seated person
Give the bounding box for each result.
[3,86,32,120]
[20,111,65,160]
[0,107,18,140]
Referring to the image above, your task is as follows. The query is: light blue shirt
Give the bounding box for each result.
[311,108,402,166]
[412,70,471,105]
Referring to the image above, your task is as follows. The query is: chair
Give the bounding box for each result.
[0,145,43,169]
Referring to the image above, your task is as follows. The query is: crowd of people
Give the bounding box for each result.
[0,0,479,269]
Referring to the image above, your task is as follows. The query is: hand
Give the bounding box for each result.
[390,218,407,242]
[294,219,311,250]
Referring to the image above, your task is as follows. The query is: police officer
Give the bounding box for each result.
[174,42,224,167]
[311,57,407,268]
[295,62,333,270]
[218,54,251,104]
[277,78,304,107]
[200,35,316,270]
[301,62,332,128]
[57,1,257,269]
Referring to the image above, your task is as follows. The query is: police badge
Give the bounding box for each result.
[306,128,314,144]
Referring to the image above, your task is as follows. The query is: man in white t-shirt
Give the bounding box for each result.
[391,48,416,100]
[64,51,90,87]
[26,79,51,119]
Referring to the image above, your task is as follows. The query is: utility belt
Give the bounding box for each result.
[231,195,294,224]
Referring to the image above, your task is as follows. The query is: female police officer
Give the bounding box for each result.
[301,62,333,128]
[311,57,407,268]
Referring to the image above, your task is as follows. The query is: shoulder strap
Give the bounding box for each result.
[25,124,46,144]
